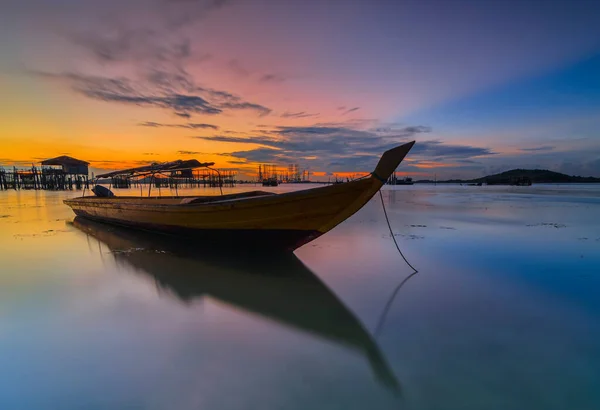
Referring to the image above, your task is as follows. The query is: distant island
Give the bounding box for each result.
[416,169,600,185]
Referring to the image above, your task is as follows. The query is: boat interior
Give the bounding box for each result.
[82,189,278,205]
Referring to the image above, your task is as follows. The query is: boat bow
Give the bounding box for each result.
[373,141,416,183]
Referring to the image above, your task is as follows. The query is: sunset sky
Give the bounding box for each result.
[1,0,599,179]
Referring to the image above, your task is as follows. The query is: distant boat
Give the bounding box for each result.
[510,176,532,186]
[64,141,415,251]
[388,174,414,185]
[394,177,414,185]
[262,177,278,187]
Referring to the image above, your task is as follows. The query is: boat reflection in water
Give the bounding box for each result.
[70,217,401,393]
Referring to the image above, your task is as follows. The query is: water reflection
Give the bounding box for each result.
[70,217,401,392]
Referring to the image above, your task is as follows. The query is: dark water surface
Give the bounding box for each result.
[1,184,599,409]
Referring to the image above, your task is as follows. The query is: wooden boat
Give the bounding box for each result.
[64,141,415,250]
[394,177,414,186]
[70,217,402,392]
[261,177,278,187]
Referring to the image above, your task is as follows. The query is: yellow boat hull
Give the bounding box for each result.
[64,141,415,250]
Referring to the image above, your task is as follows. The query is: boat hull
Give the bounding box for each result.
[65,177,377,250]
[71,209,321,250]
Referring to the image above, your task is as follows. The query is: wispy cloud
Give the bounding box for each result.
[162,0,235,28]
[280,111,320,119]
[520,146,555,152]
[227,61,291,84]
[194,135,278,145]
[228,59,250,77]
[409,140,494,158]
[341,107,360,115]
[36,71,271,117]
[88,159,155,169]
[66,0,232,65]
[139,121,219,130]
[69,28,192,65]
[177,150,206,155]
[259,73,286,83]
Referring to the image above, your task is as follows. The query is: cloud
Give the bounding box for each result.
[410,140,494,158]
[88,159,154,170]
[85,88,221,115]
[139,121,219,130]
[228,59,250,77]
[395,126,431,134]
[195,123,493,171]
[280,111,320,119]
[69,28,192,64]
[196,125,434,156]
[259,73,286,83]
[326,155,385,170]
[68,1,234,61]
[520,146,555,152]
[194,135,277,145]
[218,102,271,116]
[39,1,271,119]
[273,125,431,140]
[66,0,232,65]
[0,158,36,167]
[341,107,360,115]
[227,63,288,84]
[37,71,271,117]
[177,150,206,155]
[274,126,371,136]
[225,148,292,164]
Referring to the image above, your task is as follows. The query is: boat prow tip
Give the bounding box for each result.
[373,141,416,182]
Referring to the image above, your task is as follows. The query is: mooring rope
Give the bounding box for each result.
[378,189,418,274]
[373,189,419,337]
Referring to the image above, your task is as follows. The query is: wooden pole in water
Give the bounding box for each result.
[148,174,154,197]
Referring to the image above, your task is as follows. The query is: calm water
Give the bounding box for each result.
[1,184,599,410]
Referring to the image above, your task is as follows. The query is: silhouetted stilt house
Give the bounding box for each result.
[39,156,90,190]
[41,156,89,175]
[0,156,90,190]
